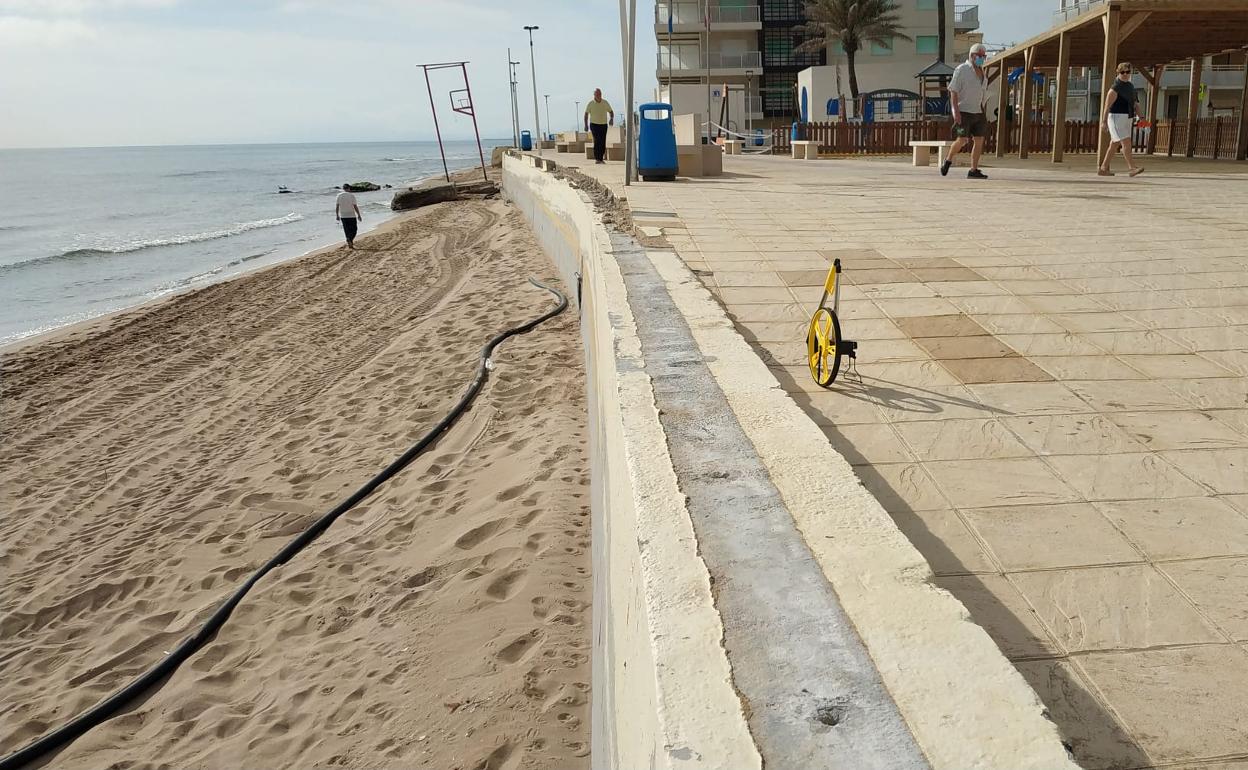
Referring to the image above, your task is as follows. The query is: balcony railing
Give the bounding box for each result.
[656,50,763,71]
[953,5,979,29]
[1053,0,1106,24]
[655,3,761,25]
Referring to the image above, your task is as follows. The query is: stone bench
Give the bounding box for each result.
[910,140,955,167]
[585,144,626,161]
[791,140,819,160]
[723,139,743,155]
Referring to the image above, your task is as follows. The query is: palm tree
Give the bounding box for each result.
[797,0,913,102]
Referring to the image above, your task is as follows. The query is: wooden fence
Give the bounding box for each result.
[774,117,1241,159]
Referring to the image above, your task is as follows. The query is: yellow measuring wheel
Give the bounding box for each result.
[806,259,858,387]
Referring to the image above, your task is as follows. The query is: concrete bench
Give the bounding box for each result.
[585,144,626,161]
[722,139,744,155]
[791,140,819,160]
[910,140,955,167]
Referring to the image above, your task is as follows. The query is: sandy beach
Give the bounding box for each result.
[0,191,591,768]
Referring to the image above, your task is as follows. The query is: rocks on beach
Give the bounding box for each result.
[342,181,381,192]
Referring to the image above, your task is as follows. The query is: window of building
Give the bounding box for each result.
[888,98,903,114]
[827,98,839,116]
[917,0,938,9]
[916,35,939,55]
[760,0,805,24]
[871,39,893,56]
[763,28,823,68]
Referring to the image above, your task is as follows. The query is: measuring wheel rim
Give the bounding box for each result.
[806,308,842,387]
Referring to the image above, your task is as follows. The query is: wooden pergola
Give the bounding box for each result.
[986,0,1248,162]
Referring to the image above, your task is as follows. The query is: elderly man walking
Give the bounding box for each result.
[584,88,615,164]
[942,43,991,180]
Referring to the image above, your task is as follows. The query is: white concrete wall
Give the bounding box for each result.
[501,153,760,770]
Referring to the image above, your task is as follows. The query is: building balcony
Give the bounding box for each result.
[954,5,979,32]
[1053,0,1106,25]
[1161,64,1246,90]
[656,50,763,77]
[655,2,762,32]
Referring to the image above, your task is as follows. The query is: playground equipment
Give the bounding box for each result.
[806,259,858,387]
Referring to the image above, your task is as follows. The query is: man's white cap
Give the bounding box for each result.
[970,43,988,56]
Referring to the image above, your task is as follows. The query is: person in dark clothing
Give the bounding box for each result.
[583,88,615,164]
[1099,63,1144,177]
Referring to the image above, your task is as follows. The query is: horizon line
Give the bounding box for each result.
[0,137,517,152]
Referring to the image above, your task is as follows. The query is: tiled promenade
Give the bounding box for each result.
[556,149,1248,770]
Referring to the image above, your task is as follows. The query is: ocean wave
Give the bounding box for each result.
[1,214,304,272]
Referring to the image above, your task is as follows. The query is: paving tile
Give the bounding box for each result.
[893,418,1033,462]
[842,268,916,285]
[912,335,1017,360]
[1002,413,1147,457]
[735,321,806,343]
[1162,558,1248,641]
[1024,294,1113,314]
[1208,409,1248,438]
[950,296,1036,315]
[972,314,1067,335]
[967,382,1093,416]
[933,574,1062,658]
[778,269,831,287]
[1077,646,1248,763]
[941,357,1054,385]
[723,303,808,323]
[1013,659,1152,770]
[1162,325,1248,353]
[1064,380,1195,412]
[822,423,914,465]
[856,462,949,512]
[893,313,987,338]
[1049,312,1148,334]
[852,360,962,389]
[1030,355,1146,381]
[962,503,1141,571]
[1095,497,1248,561]
[1224,494,1248,515]
[1012,565,1223,652]
[889,508,997,575]
[860,339,929,362]
[716,286,795,304]
[995,333,1106,357]
[909,267,984,282]
[925,457,1081,508]
[713,271,785,288]
[1107,410,1247,450]
[1078,331,1192,356]
[1046,453,1206,501]
[1160,378,1248,410]
[1120,354,1239,379]
[1160,449,1248,494]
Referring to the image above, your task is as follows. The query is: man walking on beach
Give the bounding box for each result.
[1099,63,1145,177]
[584,88,615,164]
[335,184,363,249]
[942,43,991,180]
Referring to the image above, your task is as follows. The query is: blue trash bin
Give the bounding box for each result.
[637,103,677,181]
[754,128,764,147]
[520,131,532,151]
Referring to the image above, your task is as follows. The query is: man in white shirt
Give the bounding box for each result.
[942,43,990,180]
[335,184,363,249]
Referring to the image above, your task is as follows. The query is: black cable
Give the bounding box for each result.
[0,277,568,770]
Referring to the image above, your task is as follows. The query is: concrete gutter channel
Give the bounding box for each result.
[501,152,1079,770]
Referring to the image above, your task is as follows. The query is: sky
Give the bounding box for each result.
[0,0,1056,149]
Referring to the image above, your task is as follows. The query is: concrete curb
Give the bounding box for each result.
[502,154,761,770]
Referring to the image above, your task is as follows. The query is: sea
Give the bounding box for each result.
[0,141,497,344]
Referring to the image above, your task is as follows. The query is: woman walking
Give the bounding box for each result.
[1099,63,1144,177]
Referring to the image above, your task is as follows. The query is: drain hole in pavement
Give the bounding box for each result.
[814,698,849,727]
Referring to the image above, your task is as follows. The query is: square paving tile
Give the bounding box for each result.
[778,269,832,287]
[1161,558,1248,641]
[1160,378,1248,410]
[1064,380,1195,412]
[843,268,916,285]
[724,303,808,323]
[1160,449,1248,494]
[893,314,987,338]
[912,335,1018,360]
[1012,565,1223,652]
[889,508,997,575]
[1122,354,1239,380]
[1013,659,1151,770]
[1076,646,1248,763]
[895,419,1032,461]
[875,297,962,318]
[941,357,1054,385]
[1002,414,1148,456]
[995,333,1106,357]
[1029,355,1147,381]
[823,423,914,465]
[1095,497,1248,561]
[933,574,1062,658]
[909,266,984,282]
[962,503,1141,571]
[716,286,795,304]
[1107,410,1247,451]
[972,315,1066,335]
[1046,453,1206,502]
[855,462,949,512]
[925,457,1081,508]
[790,389,888,426]
[967,382,1093,416]
[713,271,785,288]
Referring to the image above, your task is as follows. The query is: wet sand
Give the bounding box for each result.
[0,193,591,769]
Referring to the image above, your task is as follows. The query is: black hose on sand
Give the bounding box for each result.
[0,277,568,770]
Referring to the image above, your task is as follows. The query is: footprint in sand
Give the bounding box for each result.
[484,569,527,601]
[496,629,543,664]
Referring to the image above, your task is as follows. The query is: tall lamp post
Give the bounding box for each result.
[745,69,754,137]
[523,25,542,156]
[544,94,551,139]
[575,100,581,131]
[507,48,520,147]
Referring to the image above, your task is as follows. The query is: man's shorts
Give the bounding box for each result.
[956,111,989,138]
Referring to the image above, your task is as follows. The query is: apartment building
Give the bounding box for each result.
[654,1,826,133]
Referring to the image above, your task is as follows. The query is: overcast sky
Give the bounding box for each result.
[0,0,1056,148]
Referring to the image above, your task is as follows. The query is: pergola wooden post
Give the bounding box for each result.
[1185,56,1203,156]
[1019,47,1036,158]
[1097,4,1121,165]
[995,62,1010,157]
[1144,64,1162,154]
[1238,55,1248,160]
[1053,32,1072,162]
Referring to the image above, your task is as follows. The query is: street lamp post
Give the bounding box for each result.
[523,25,542,156]
[507,48,519,147]
[544,94,551,140]
[575,100,581,131]
[745,69,753,137]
